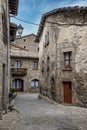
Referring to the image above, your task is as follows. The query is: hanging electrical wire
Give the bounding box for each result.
[14,16,40,26]
[13,16,87,28]
[14,17,57,27]
[14,16,87,27]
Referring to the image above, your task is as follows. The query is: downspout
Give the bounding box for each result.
[55,25,59,102]
[0,0,3,119]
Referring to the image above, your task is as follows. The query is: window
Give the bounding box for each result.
[37,47,39,52]
[47,31,49,45]
[31,81,35,87]
[14,61,21,68]
[44,31,49,47]
[64,52,72,68]
[24,46,26,49]
[36,81,39,87]
[31,80,39,87]
[23,39,26,42]
[44,35,47,47]
[41,60,44,73]
[32,61,38,70]
[47,56,50,71]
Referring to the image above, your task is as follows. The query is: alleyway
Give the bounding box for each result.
[12,93,87,130]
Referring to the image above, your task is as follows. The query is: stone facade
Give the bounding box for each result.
[10,34,39,93]
[0,0,8,118]
[37,6,87,107]
[0,0,19,118]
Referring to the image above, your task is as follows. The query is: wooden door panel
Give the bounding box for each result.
[63,82,72,104]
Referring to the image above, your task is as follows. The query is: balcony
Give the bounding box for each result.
[11,68,27,76]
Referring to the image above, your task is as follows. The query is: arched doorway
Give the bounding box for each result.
[12,79,24,92]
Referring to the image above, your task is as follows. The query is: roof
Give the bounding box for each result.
[36,6,87,42]
[10,22,17,27]
[10,44,39,59]
[9,0,19,15]
[16,34,36,40]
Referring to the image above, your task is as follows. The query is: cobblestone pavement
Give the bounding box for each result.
[12,93,87,130]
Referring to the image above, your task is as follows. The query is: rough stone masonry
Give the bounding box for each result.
[37,6,87,107]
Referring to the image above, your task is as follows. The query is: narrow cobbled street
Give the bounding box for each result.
[12,93,87,130]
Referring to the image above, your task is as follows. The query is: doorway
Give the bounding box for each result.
[12,79,23,92]
[63,82,72,104]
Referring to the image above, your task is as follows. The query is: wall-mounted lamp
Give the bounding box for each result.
[17,24,24,37]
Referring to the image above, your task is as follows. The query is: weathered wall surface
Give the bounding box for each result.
[11,57,39,92]
[57,25,87,107]
[12,34,39,53]
[39,8,87,107]
[11,34,39,93]
[0,0,8,117]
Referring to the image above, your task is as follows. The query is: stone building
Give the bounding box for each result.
[36,6,87,107]
[0,0,18,118]
[10,34,39,93]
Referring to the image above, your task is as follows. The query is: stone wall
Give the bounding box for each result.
[11,57,39,92]
[11,34,39,93]
[12,34,39,53]
[39,8,87,107]
[0,0,8,118]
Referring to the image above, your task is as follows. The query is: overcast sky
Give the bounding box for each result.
[11,0,87,36]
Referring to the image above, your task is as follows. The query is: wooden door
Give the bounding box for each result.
[63,82,72,104]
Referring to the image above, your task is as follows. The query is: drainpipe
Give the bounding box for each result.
[0,0,2,119]
[55,31,58,102]
[55,25,59,102]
